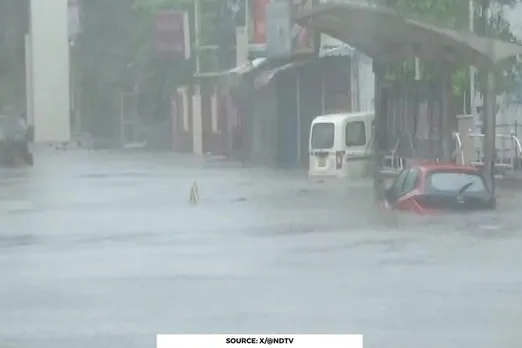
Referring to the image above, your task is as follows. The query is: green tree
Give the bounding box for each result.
[130,0,195,119]
[79,0,194,138]
[0,0,29,110]
[377,0,522,97]
[79,0,139,137]
[133,0,222,72]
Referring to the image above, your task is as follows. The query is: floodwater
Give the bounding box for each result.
[0,150,521,348]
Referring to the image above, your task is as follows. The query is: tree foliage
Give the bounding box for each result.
[78,0,196,137]
[0,0,29,110]
[377,0,522,97]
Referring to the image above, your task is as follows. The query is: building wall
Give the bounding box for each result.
[298,61,323,168]
[356,53,374,112]
[322,57,352,113]
[246,58,345,168]
[250,81,278,166]
[275,69,299,166]
[234,75,254,161]
[172,86,192,152]
[239,57,357,168]
[194,80,227,156]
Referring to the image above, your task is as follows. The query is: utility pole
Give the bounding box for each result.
[414,57,421,80]
[469,0,476,122]
[192,0,203,155]
[194,0,201,76]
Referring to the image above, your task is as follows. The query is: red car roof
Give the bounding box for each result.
[415,162,479,174]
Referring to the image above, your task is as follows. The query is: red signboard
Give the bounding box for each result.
[155,11,190,59]
[252,0,270,44]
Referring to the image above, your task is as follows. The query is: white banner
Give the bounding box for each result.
[157,334,363,348]
[319,0,351,54]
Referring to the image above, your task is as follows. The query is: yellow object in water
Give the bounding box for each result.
[189,181,199,204]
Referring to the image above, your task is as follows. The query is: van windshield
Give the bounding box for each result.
[345,121,366,147]
[311,122,334,149]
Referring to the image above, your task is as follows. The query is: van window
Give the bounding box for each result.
[311,122,334,149]
[345,121,366,147]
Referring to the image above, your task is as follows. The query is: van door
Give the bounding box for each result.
[310,122,335,172]
[344,119,369,168]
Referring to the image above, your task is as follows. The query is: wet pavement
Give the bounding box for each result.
[1,150,522,348]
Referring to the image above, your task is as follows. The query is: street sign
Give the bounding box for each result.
[155,11,191,60]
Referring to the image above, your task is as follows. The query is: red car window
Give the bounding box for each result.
[426,171,487,192]
[401,169,420,194]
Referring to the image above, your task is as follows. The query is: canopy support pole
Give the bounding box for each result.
[372,60,386,201]
[440,66,455,162]
[483,67,496,195]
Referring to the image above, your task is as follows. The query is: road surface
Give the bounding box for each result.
[1,150,521,347]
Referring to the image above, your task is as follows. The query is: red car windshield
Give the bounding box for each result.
[425,171,487,193]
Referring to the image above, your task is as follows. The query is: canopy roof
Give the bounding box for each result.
[297,2,522,67]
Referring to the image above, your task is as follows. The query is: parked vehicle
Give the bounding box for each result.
[308,111,374,178]
[384,163,495,214]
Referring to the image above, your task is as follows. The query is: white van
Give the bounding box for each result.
[308,111,374,178]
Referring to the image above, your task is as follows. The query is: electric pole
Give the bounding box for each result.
[469,0,476,122]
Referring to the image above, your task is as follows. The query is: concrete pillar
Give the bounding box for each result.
[372,60,386,201]
[30,0,70,143]
[483,68,496,194]
[24,34,34,127]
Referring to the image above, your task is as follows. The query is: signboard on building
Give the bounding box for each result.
[291,0,319,55]
[155,11,191,59]
[266,0,319,58]
[266,1,292,58]
[251,0,270,44]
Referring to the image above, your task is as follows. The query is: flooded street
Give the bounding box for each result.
[1,151,521,348]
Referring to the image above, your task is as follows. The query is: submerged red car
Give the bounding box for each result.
[384,163,496,214]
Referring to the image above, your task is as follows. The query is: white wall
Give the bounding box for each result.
[30,0,71,143]
[356,53,374,112]
[319,0,375,113]
[319,0,350,52]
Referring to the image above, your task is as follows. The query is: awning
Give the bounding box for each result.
[319,44,355,58]
[194,58,270,89]
[227,58,268,75]
[254,61,308,89]
[297,2,522,67]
